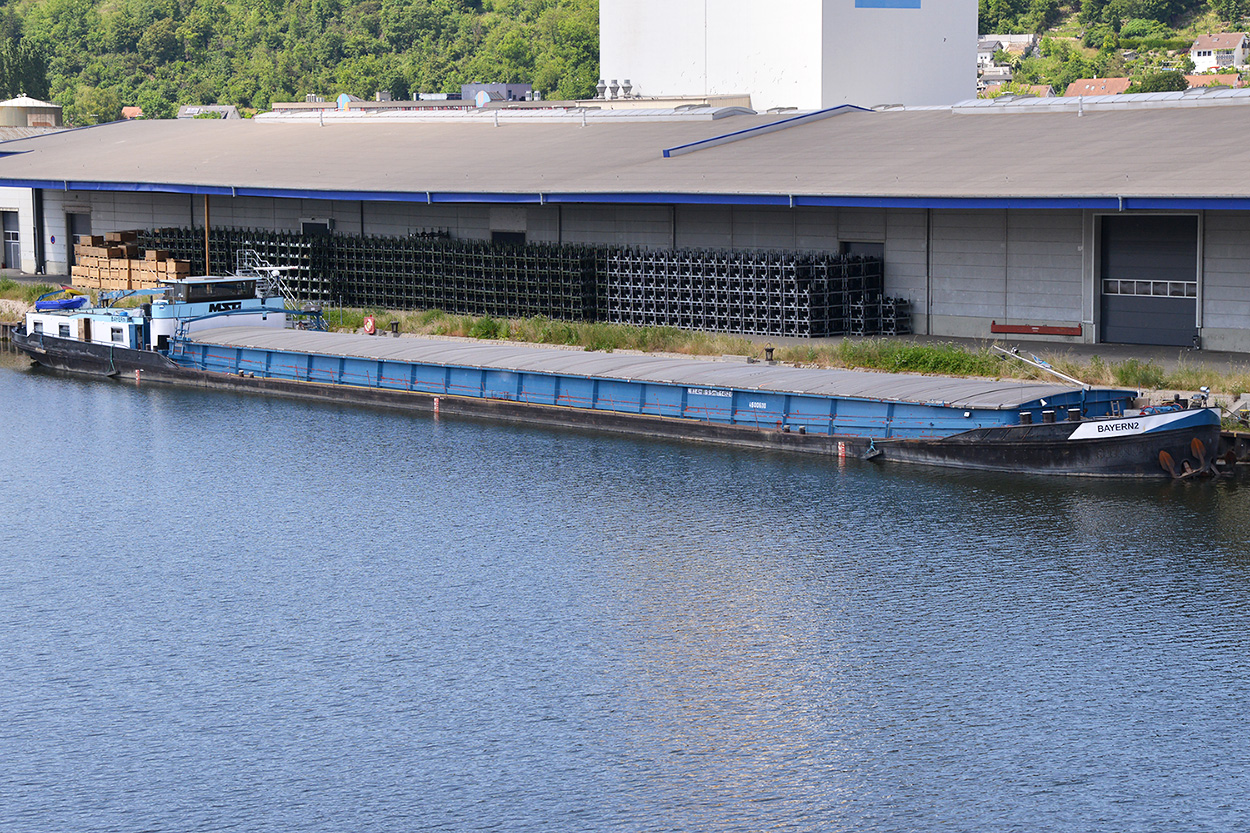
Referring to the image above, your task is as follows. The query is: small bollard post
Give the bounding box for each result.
[390,320,399,337]
[764,345,775,362]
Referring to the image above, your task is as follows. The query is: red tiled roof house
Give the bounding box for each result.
[1190,33,1248,73]
[1063,77,1132,97]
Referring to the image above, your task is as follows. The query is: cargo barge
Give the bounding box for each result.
[11,276,1222,478]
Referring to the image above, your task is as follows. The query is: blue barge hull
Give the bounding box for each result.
[14,324,1222,476]
[170,326,1137,441]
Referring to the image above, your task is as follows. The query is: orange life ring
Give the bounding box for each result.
[363,315,376,335]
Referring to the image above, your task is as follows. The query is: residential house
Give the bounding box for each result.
[1189,33,1248,73]
[1063,77,1132,97]
[1185,73,1243,88]
[977,38,1002,69]
[984,33,1038,53]
[977,66,1013,92]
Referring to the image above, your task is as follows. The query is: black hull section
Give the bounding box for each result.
[878,420,1221,478]
[12,330,179,376]
[12,329,1208,477]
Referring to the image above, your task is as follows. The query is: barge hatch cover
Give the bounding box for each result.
[189,326,1090,410]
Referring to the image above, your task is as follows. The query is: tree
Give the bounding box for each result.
[66,83,123,124]
[0,39,51,99]
[0,0,604,113]
[138,18,182,66]
[1126,69,1188,92]
[1212,0,1247,23]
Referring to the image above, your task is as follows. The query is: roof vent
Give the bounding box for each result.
[609,79,620,99]
[596,79,606,99]
[622,79,632,98]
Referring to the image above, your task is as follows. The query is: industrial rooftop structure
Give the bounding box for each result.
[0,95,1248,351]
[0,103,1248,208]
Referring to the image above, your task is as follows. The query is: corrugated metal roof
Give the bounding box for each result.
[191,327,1080,409]
[953,86,1250,114]
[2,103,1250,208]
[256,106,758,123]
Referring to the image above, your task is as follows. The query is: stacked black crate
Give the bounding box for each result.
[881,297,912,335]
[847,256,880,336]
[598,246,890,336]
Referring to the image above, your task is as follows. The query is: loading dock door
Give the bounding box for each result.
[1099,215,1197,347]
[2,211,18,269]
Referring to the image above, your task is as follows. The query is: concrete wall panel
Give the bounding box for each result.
[794,206,839,251]
[730,206,797,249]
[675,205,734,249]
[1201,211,1250,336]
[1005,210,1082,321]
[561,205,673,246]
[930,209,1006,323]
[884,209,926,304]
[837,207,886,243]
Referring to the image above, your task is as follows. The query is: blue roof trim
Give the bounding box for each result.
[546,193,1124,209]
[2,177,1249,211]
[661,105,870,158]
[1120,197,1250,210]
[234,187,544,204]
[793,195,1122,209]
[545,192,792,206]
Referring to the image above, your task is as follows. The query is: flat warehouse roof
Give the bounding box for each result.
[2,105,1249,209]
[191,327,1082,409]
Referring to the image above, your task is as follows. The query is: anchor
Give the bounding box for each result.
[1159,438,1221,480]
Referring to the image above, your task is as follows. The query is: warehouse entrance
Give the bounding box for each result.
[66,212,91,267]
[1099,215,1197,347]
[2,211,18,269]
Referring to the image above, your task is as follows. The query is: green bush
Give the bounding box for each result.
[469,316,509,340]
[1119,18,1171,39]
[1112,358,1166,389]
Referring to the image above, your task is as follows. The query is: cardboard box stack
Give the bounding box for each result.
[71,230,192,291]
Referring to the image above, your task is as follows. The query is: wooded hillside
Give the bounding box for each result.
[0,0,598,123]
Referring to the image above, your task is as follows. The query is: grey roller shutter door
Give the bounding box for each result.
[1099,215,1197,347]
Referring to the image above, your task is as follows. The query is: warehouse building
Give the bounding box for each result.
[1,92,1249,350]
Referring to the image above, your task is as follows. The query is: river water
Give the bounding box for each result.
[2,344,1248,833]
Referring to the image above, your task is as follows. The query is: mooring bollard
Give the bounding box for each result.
[391,321,399,337]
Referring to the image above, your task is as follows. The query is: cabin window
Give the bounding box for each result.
[111,327,124,343]
[171,279,257,304]
[32,320,42,333]
[59,324,71,338]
